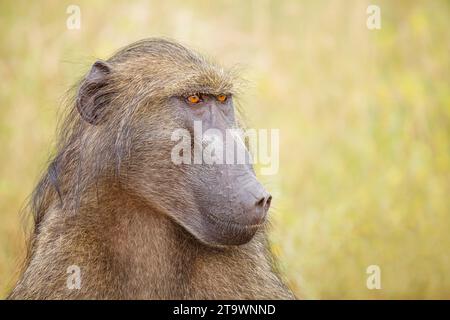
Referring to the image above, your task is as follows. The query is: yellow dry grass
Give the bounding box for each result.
[0,0,449,299]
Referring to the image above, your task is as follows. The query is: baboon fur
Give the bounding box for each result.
[8,38,295,300]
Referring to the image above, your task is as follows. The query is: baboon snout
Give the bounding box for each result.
[249,192,272,225]
[236,181,272,226]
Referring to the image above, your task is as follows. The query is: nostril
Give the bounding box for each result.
[256,195,272,211]
[256,197,266,208]
[265,195,272,210]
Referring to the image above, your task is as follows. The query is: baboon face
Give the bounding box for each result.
[76,39,271,246]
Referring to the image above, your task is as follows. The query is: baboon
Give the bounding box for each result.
[8,38,295,299]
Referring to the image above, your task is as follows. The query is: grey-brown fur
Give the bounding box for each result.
[8,38,295,299]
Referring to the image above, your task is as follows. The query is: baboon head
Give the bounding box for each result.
[74,38,271,246]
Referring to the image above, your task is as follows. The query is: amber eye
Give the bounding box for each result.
[187,94,201,104]
[217,94,227,103]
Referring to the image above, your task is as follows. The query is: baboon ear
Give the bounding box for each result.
[76,60,113,125]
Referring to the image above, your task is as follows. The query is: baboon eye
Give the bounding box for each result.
[217,94,227,103]
[187,94,201,104]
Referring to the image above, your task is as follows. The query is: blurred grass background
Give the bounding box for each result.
[0,0,449,299]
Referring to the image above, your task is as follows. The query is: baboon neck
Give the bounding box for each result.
[77,191,272,299]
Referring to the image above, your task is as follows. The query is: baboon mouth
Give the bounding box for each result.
[204,211,265,231]
[202,210,263,245]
